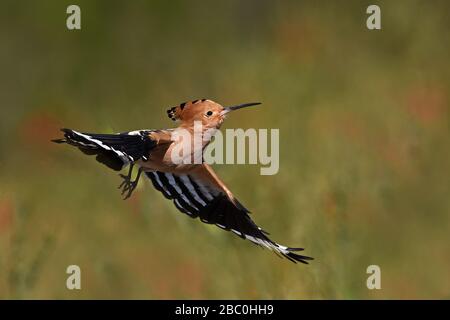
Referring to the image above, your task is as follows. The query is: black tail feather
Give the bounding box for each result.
[283,249,314,264]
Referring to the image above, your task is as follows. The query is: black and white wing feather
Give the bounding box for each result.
[53,129,157,170]
[146,168,313,264]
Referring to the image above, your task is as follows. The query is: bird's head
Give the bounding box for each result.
[167,99,261,129]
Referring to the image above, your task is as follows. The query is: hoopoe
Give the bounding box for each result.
[53,99,313,264]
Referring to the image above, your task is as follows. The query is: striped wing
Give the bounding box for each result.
[145,166,313,264]
[53,129,157,171]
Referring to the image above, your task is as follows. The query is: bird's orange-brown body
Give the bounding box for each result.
[53,99,313,264]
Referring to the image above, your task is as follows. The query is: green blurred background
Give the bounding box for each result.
[0,0,449,299]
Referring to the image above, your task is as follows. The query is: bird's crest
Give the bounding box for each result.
[166,99,207,121]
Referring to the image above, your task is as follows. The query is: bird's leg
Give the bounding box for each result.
[121,166,143,200]
[118,163,134,191]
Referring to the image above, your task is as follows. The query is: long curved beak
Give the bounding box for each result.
[221,102,261,115]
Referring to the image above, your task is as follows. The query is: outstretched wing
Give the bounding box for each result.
[53,129,157,171]
[145,164,313,264]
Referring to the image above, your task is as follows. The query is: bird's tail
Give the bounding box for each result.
[278,246,314,264]
[246,236,314,264]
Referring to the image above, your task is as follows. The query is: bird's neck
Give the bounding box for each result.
[169,124,218,165]
[177,122,218,148]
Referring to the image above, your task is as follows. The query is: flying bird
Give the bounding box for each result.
[53,99,313,264]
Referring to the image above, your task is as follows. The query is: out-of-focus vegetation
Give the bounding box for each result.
[0,0,449,299]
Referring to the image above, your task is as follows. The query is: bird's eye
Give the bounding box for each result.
[206,111,213,117]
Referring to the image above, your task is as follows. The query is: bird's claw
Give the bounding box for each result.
[118,173,138,200]
[117,166,143,200]
[118,174,129,189]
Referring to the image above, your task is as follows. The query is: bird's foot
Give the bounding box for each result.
[118,175,138,199]
[117,166,142,200]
